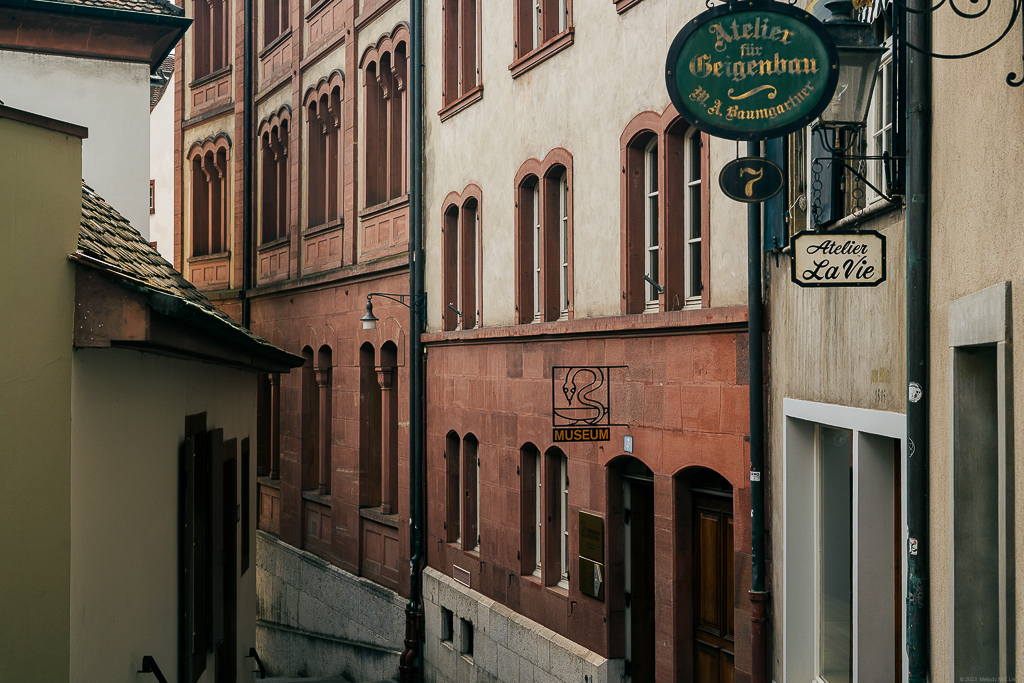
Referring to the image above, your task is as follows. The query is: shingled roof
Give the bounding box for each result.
[150,52,174,110]
[74,182,302,369]
[43,0,184,17]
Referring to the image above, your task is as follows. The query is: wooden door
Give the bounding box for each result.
[216,441,237,683]
[693,493,734,683]
[626,479,656,682]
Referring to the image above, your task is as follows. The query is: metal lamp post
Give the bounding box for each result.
[820,0,886,129]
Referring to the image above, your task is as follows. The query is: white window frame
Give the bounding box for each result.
[532,183,541,323]
[473,208,480,327]
[531,0,541,51]
[455,208,463,330]
[558,453,569,587]
[644,138,660,312]
[867,34,893,203]
[558,171,569,320]
[684,130,702,307]
[558,0,567,32]
[782,398,907,683]
[534,452,542,578]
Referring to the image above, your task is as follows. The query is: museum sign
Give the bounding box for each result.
[666,2,839,140]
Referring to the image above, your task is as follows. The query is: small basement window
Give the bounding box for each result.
[459,618,473,658]
[441,607,454,646]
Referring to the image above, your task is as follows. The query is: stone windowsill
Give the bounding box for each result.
[509,29,574,79]
[438,85,484,122]
[359,196,410,220]
[257,476,281,489]
[259,28,291,60]
[301,489,332,506]
[187,250,230,264]
[303,217,343,238]
[190,64,232,90]
[258,234,290,252]
[359,506,399,529]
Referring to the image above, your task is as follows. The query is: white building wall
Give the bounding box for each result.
[151,71,176,262]
[0,51,151,238]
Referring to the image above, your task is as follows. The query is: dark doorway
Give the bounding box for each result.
[623,459,655,683]
[692,471,734,683]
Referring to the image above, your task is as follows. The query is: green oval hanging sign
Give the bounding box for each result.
[666,1,839,141]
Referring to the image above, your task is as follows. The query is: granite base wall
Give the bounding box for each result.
[423,568,623,683]
[256,530,405,681]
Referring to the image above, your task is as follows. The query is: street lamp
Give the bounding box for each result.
[359,293,427,331]
[820,0,886,129]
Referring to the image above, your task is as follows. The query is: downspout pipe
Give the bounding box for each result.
[904,0,931,677]
[747,140,769,683]
[400,0,424,681]
[241,0,253,327]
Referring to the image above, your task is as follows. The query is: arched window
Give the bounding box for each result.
[301,346,319,491]
[259,108,290,244]
[462,434,480,552]
[380,342,399,515]
[520,443,542,577]
[445,431,461,543]
[515,149,573,324]
[188,136,231,257]
[315,345,332,495]
[304,73,344,230]
[360,342,382,507]
[442,185,483,331]
[361,28,409,208]
[621,108,708,313]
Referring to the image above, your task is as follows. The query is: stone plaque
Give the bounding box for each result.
[579,511,604,562]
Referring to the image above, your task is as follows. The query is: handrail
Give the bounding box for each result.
[246,647,266,679]
[137,656,169,683]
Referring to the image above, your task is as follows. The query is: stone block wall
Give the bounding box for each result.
[423,568,623,683]
[256,531,405,681]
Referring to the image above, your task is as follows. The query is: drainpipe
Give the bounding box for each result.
[400,0,424,681]
[747,140,768,683]
[241,0,253,327]
[904,0,930,677]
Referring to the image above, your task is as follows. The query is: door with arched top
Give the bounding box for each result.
[692,472,735,683]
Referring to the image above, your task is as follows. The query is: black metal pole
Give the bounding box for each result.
[400,0,424,681]
[746,140,768,683]
[904,0,930,676]
[241,0,253,327]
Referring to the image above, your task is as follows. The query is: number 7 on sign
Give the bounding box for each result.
[740,167,764,197]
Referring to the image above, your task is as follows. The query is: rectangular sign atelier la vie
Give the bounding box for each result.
[790,230,886,287]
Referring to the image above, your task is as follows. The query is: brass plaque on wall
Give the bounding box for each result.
[578,511,604,562]
[579,557,605,601]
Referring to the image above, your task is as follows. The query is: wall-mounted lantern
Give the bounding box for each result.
[820,0,886,129]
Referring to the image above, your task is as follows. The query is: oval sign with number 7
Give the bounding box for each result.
[718,157,783,203]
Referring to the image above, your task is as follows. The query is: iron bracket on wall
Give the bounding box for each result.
[137,656,169,683]
[246,647,267,679]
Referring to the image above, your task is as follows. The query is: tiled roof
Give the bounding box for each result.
[150,52,174,109]
[75,182,300,366]
[45,0,185,17]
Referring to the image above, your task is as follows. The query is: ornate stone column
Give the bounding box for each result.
[377,366,394,514]
[269,373,281,479]
[315,366,331,495]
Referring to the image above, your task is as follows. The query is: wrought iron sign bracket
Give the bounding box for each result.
[811,153,907,207]
[362,292,428,332]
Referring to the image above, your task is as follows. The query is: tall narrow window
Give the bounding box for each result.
[520,444,542,577]
[868,31,893,201]
[442,0,481,112]
[516,151,573,324]
[533,182,541,322]
[460,199,478,329]
[189,140,230,257]
[362,33,409,207]
[193,0,229,80]
[644,138,659,311]
[558,453,569,585]
[301,347,320,491]
[443,205,460,331]
[516,0,571,58]
[305,78,343,230]
[818,426,852,683]
[315,346,332,495]
[622,114,708,314]
[360,342,382,507]
[263,0,288,45]
[558,171,569,319]
[259,112,289,243]
[463,435,480,552]
[446,431,461,544]
[685,130,703,306]
[543,447,569,587]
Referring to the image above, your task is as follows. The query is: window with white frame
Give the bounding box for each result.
[644,138,660,311]
[685,130,703,306]
[558,171,569,319]
[867,31,893,201]
[558,453,569,586]
[782,399,902,683]
[533,182,541,322]
[535,452,542,577]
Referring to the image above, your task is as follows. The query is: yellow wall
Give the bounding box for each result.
[71,347,259,683]
[0,114,83,682]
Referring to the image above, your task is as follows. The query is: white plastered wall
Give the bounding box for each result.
[421,0,748,330]
[0,51,151,237]
[151,70,176,263]
[70,347,258,683]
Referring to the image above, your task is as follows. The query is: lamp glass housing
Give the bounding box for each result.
[818,46,883,128]
[360,300,378,329]
[820,0,886,129]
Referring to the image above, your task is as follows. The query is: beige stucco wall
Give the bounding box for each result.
[70,347,259,683]
[0,114,82,682]
[152,70,177,263]
[929,6,1024,677]
[421,0,748,330]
